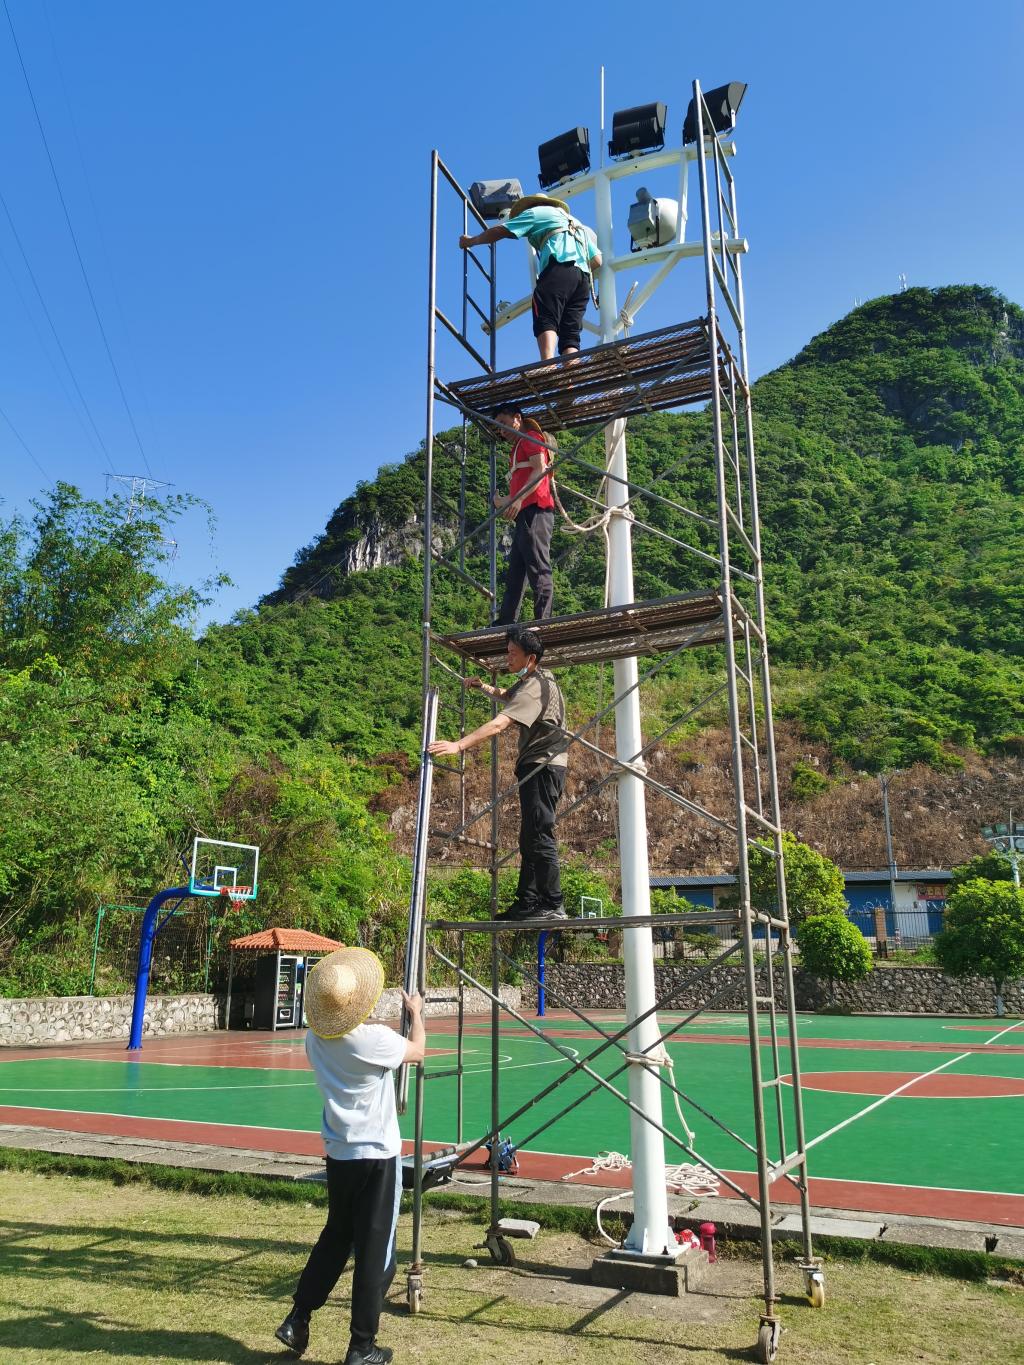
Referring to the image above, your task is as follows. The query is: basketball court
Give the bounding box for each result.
[3,1010,1023,1227]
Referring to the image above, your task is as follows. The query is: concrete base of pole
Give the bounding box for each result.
[591,1246,710,1295]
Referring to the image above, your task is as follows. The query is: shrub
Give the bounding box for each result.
[797,912,873,994]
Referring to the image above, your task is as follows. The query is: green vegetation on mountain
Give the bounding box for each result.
[2,285,1022,994]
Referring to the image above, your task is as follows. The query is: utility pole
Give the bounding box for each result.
[593,170,673,1258]
[105,472,171,521]
[880,771,903,927]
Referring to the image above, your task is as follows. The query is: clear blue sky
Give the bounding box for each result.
[2,1,1021,627]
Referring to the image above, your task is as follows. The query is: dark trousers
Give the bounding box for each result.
[516,763,566,911]
[293,1154,401,1353]
[495,505,554,624]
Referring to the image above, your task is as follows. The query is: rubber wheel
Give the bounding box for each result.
[486,1234,515,1266]
[756,1322,778,1362]
[807,1277,825,1309]
[407,1280,423,1314]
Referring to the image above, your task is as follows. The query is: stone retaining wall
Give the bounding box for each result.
[0,993,220,1047]
[0,985,523,1048]
[523,963,1023,1016]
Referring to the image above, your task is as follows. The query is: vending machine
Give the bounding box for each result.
[254,953,302,1030]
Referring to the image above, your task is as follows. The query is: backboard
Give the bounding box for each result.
[189,838,260,900]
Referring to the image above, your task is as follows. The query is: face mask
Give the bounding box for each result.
[515,666,529,678]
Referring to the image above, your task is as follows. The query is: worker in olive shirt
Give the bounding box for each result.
[459,194,601,360]
[428,627,568,923]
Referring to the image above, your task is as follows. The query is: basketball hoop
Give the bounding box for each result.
[218,886,248,914]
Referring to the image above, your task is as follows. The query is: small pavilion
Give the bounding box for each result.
[226,927,342,1030]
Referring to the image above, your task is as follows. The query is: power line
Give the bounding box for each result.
[0,226,108,467]
[0,185,117,473]
[41,0,164,466]
[3,0,155,478]
[0,398,51,480]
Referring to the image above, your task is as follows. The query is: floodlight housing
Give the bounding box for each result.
[627,186,680,251]
[538,126,590,188]
[608,102,668,159]
[683,81,748,145]
[469,179,524,221]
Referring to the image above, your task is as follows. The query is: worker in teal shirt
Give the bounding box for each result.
[460,194,601,360]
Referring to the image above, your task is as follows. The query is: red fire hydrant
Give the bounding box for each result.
[700,1221,717,1262]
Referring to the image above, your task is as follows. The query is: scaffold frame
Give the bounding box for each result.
[404,81,821,1361]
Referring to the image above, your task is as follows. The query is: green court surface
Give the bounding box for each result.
[2,1012,1023,1219]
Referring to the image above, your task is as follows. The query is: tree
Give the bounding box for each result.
[743,832,847,927]
[948,851,1016,894]
[797,912,873,997]
[935,878,1024,1015]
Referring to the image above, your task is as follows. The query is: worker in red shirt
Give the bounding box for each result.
[492,406,556,624]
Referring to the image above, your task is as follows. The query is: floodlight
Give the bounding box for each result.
[627,186,680,251]
[469,179,524,221]
[538,126,590,188]
[683,81,748,145]
[608,102,667,158]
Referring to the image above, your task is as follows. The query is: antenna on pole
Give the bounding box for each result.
[898,272,908,293]
[599,66,605,169]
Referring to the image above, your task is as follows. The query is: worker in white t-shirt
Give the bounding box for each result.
[275,946,424,1365]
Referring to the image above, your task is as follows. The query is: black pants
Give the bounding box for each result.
[494,505,553,624]
[532,261,590,352]
[516,763,566,912]
[293,1154,401,1353]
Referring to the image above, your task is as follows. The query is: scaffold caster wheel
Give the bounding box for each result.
[756,1318,780,1362]
[484,1231,516,1266]
[806,1271,825,1308]
[406,1273,423,1314]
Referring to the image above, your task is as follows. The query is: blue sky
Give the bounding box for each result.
[1,1,1021,627]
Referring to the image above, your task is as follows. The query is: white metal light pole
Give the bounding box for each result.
[593,169,674,1257]
[982,812,1023,888]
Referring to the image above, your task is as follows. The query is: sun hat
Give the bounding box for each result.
[305,946,385,1039]
[509,194,570,217]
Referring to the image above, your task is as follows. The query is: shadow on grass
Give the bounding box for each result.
[0,1216,310,1299]
[0,1308,270,1362]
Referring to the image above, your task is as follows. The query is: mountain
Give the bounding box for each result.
[220,285,1024,774]
[4,286,1023,994]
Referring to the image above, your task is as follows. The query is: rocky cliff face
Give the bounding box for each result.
[373,719,1024,876]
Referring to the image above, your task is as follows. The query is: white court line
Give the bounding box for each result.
[792,1051,971,1160]
[983,1017,1024,1046]
[781,1017,1024,1162]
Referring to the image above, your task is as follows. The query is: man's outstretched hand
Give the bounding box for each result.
[427,739,460,758]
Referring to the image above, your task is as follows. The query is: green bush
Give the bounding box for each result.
[797,912,873,990]
[935,877,1024,1010]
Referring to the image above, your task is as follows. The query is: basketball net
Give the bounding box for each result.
[218,886,247,915]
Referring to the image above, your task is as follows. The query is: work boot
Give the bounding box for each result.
[343,1345,393,1365]
[274,1309,309,1356]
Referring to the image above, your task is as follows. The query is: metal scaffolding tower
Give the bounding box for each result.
[403,81,822,1362]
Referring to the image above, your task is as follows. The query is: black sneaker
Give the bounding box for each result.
[275,1310,309,1356]
[494,903,567,924]
[343,1346,393,1365]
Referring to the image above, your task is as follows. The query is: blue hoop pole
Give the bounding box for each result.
[127,886,191,1050]
[537,930,548,1017]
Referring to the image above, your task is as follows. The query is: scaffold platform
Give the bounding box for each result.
[435,590,731,669]
[442,318,725,431]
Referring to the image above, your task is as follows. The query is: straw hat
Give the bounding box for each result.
[305,946,385,1039]
[509,194,570,217]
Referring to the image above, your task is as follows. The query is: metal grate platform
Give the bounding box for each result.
[435,591,731,669]
[441,318,722,431]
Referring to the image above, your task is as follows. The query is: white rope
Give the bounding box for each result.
[558,1053,721,1245]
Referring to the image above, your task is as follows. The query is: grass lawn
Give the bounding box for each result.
[1,1168,1023,1364]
